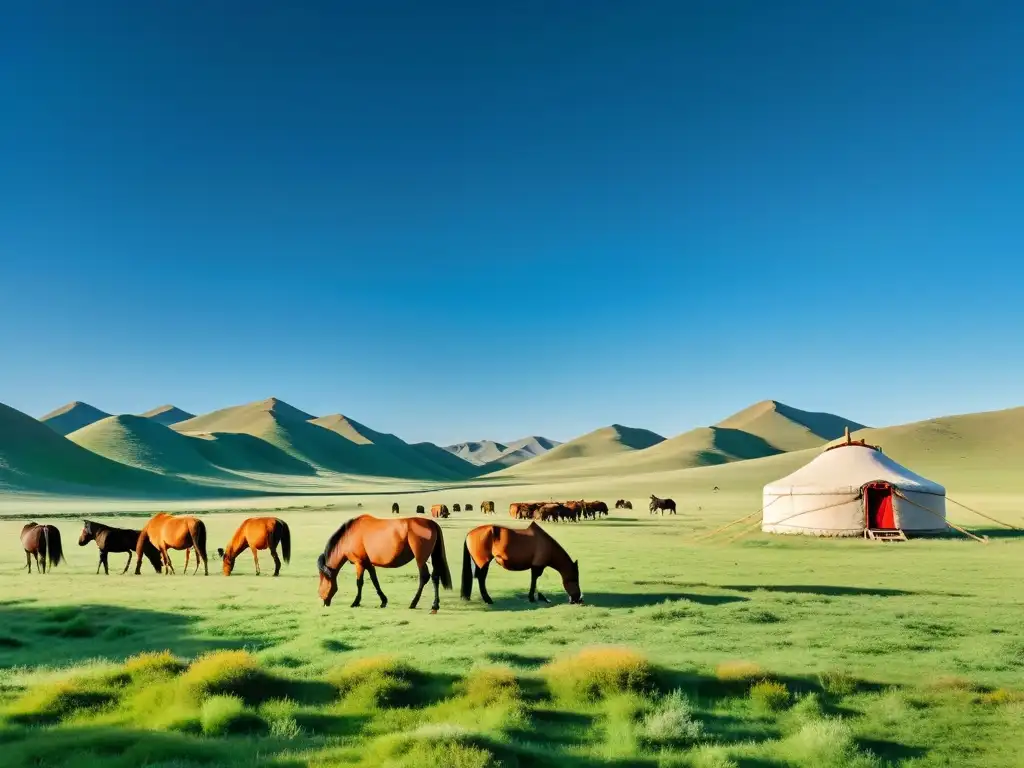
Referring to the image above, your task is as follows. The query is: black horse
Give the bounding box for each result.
[649,495,677,515]
[392,502,400,514]
[21,523,65,573]
[79,520,163,575]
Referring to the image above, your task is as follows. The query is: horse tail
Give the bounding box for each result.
[460,538,474,600]
[46,526,65,568]
[278,520,291,564]
[189,519,208,563]
[431,524,453,590]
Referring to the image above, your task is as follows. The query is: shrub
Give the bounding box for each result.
[460,667,520,708]
[329,656,416,709]
[261,698,302,739]
[182,650,267,702]
[543,647,654,702]
[780,718,881,768]
[200,694,262,736]
[819,668,858,697]
[364,724,504,768]
[750,679,790,712]
[638,689,703,746]
[125,651,186,679]
[4,680,115,725]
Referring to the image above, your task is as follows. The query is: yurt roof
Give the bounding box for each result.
[764,443,945,496]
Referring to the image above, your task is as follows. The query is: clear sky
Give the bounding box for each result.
[1,1,1021,444]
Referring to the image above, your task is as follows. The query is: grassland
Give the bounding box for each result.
[2,471,1023,767]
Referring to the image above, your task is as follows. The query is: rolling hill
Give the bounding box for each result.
[446,436,559,468]
[512,424,665,470]
[716,400,865,452]
[140,404,195,426]
[40,401,111,436]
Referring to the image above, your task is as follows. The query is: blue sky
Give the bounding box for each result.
[1,1,1021,444]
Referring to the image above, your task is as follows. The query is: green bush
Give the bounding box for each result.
[200,695,263,736]
[750,679,790,712]
[819,669,858,697]
[638,689,703,746]
[182,650,269,702]
[329,656,417,709]
[543,647,654,702]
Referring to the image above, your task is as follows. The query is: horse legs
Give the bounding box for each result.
[528,566,549,603]
[429,563,443,613]
[251,546,260,576]
[24,552,31,573]
[100,551,110,575]
[269,545,281,577]
[476,560,494,604]
[122,551,133,574]
[365,563,388,608]
[351,562,365,608]
[409,564,430,610]
[162,547,175,575]
[38,551,46,574]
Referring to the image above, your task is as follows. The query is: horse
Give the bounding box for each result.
[416,505,425,514]
[317,515,452,613]
[79,520,162,575]
[481,501,495,515]
[460,523,583,605]
[453,503,461,513]
[465,503,473,511]
[218,517,291,576]
[586,501,609,518]
[649,495,677,515]
[622,500,633,510]
[430,504,450,518]
[510,502,541,519]
[391,502,400,515]
[135,513,208,575]
[615,499,626,509]
[21,523,64,573]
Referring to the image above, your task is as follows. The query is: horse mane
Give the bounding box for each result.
[528,521,572,561]
[322,518,358,564]
[83,519,109,532]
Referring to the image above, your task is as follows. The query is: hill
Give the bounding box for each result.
[716,400,865,452]
[0,402,205,495]
[173,397,315,433]
[512,424,665,469]
[67,415,227,477]
[311,414,477,480]
[140,404,195,426]
[40,401,111,436]
[446,436,559,468]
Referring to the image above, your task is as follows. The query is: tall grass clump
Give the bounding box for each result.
[750,679,790,713]
[778,717,881,768]
[363,724,504,768]
[124,650,186,680]
[200,694,263,736]
[329,655,417,710]
[260,698,303,739]
[3,678,116,725]
[818,668,858,697]
[638,689,703,747]
[182,650,269,703]
[543,647,654,702]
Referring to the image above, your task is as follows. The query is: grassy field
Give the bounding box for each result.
[1,478,1023,767]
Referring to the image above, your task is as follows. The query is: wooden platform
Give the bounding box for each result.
[865,528,908,542]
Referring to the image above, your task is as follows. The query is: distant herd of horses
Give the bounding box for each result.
[18,494,677,612]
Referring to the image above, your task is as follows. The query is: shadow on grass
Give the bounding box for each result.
[971,527,1024,540]
[0,604,264,669]
[718,584,970,598]
[585,591,748,608]
[485,650,549,669]
[858,739,928,761]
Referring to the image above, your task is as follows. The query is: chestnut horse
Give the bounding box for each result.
[79,520,162,574]
[21,523,65,573]
[135,513,208,575]
[460,522,583,605]
[218,517,291,576]
[317,515,452,613]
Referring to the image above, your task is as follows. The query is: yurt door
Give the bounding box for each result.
[865,483,896,529]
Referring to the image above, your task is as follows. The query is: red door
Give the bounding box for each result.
[865,483,896,529]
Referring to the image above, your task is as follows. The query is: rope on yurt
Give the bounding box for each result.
[708,496,862,544]
[722,518,765,545]
[944,495,1022,531]
[893,490,988,543]
[691,496,781,543]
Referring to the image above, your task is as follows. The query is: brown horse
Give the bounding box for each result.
[317,515,452,613]
[430,504,450,518]
[218,517,291,576]
[21,523,65,573]
[79,520,162,575]
[460,523,582,605]
[135,513,208,575]
[649,495,677,515]
[481,500,495,515]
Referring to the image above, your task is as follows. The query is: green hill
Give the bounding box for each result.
[0,402,204,496]
[508,424,665,469]
[140,404,195,426]
[716,400,865,452]
[67,415,227,477]
[40,401,111,436]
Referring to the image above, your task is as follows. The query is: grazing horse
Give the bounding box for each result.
[135,513,208,575]
[649,495,677,515]
[465,503,473,511]
[430,504,450,518]
[461,523,583,605]
[481,501,495,515]
[452,503,461,513]
[510,502,541,519]
[218,517,291,576]
[391,502,400,515]
[21,523,64,573]
[416,505,425,514]
[317,515,452,613]
[623,500,633,510]
[79,520,162,575]
[586,501,609,518]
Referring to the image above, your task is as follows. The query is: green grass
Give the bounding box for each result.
[2,475,1024,766]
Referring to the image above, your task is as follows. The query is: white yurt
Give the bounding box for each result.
[761,434,946,537]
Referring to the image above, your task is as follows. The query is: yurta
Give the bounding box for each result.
[761,429,946,537]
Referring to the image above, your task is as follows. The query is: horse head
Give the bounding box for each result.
[220,549,236,576]
[317,553,339,607]
[563,559,583,605]
[78,521,94,546]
